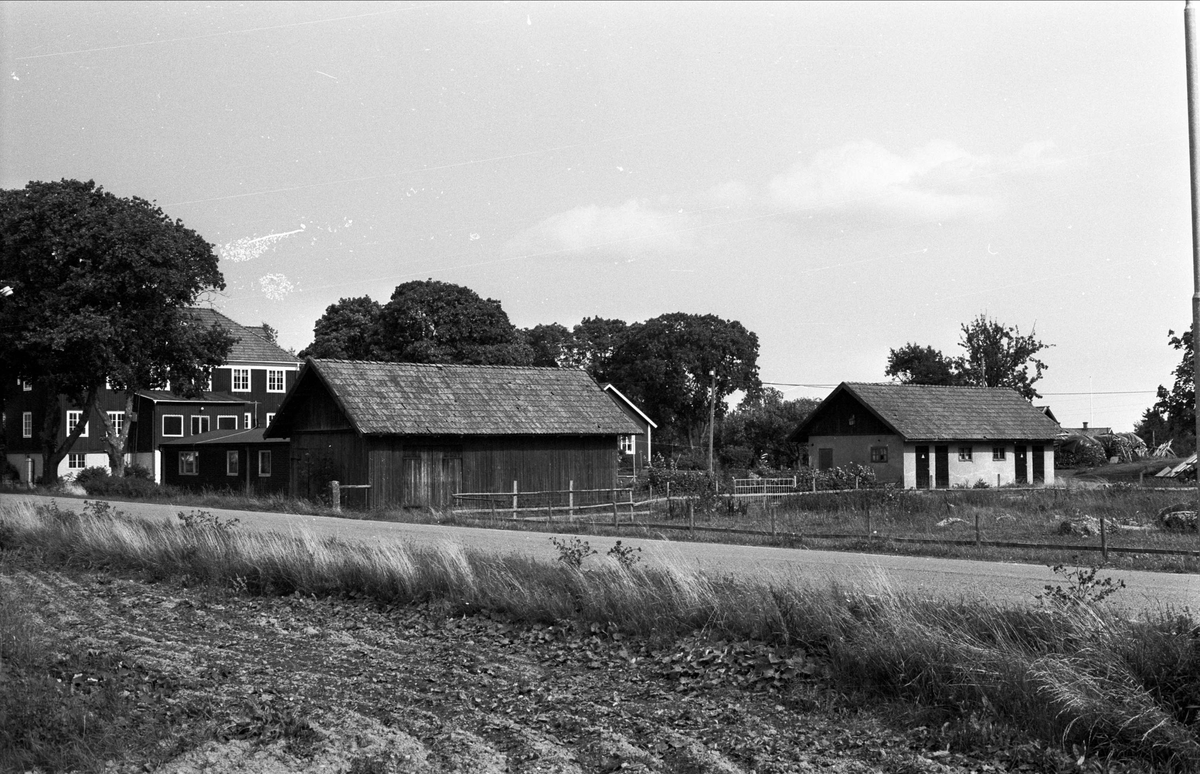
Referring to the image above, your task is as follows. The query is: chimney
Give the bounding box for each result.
[1082,422,1089,430]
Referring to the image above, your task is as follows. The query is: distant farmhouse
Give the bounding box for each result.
[788,382,1061,489]
[4,308,300,484]
[265,359,643,509]
[602,383,657,474]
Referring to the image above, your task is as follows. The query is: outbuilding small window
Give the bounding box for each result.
[992,446,1006,461]
[958,446,973,462]
[227,451,239,476]
[179,451,198,475]
[870,446,888,463]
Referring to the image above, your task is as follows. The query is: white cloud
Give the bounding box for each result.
[510,199,692,258]
[767,140,1002,221]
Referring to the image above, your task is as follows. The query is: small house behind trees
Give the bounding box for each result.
[788,382,1060,489]
[264,359,642,508]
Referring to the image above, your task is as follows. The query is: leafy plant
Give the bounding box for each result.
[1036,564,1126,607]
[606,540,642,569]
[549,536,596,570]
[176,509,239,533]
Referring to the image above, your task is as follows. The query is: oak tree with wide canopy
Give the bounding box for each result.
[0,179,232,480]
[607,312,761,451]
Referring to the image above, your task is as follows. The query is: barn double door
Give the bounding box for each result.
[401,445,463,508]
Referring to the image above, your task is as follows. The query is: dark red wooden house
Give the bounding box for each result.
[264,359,642,509]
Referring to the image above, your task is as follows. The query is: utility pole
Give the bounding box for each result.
[708,369,716,474]
[1186,0,1200,504]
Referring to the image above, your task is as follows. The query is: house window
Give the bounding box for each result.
[227,451,239,476]
[107,411,125,438]
[217,415,238,430]
[258,450,272,477]
[992,446,1006,461]
[958,446,973,462]
[231,368,251,392]
[21,380,31,392]
[265,412,275,427]
[619,434,636,455]
[66,410,87,437]
[22,412,33,438]
[267,369,286,393]
[870,446,888,463]
[179,451,198,475]
[191,415,210,435]
[244,412,253,429]
[68,453,85,469]
[162,415,184,437]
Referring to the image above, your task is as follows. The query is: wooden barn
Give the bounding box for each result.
[264,359,642,509]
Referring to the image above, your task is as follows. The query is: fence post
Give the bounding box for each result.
[770,508,776,539]
[975,512,981,547]
[612,499,619,528]
[866,507,872,538]
[689,501,695,535]
[331,480,341,512]
[812,475,817,494]
[569,480,574,518]
[1101,516,1108,562]
[667,481,672,519]
[512,480,518,520]
[996,473,1001,489]
[628,488,634,521]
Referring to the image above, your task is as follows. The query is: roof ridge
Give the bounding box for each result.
[313,358,580,372]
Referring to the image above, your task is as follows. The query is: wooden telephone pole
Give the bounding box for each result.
[1186,1,1200,503]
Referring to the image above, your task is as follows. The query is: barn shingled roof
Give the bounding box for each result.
[792,382,1062,442]
[277,359,643,437]
[185,307,300,364]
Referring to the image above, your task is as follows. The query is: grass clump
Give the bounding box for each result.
[2,498,1199,769]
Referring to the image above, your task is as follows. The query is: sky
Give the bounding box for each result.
[1,1,1193,433]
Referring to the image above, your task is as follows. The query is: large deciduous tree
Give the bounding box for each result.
[608,313,761,450]
[884,314,1050,400]
[1137,329,1195,452]
[0,179,231,479]
[378,280,531,365]
[717,388,820,470]
[300,296,386,360]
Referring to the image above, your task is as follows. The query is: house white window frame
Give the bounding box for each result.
[258,449,272,477]
[227,450,239,476]
[179,451,198,475]
[22,411,33,438]
[68,453,86,469]
[217,415,238,430]
[66,410,88,438]
[21,380,31,392]
[619,434,636,455]
[190,415,211,436]
[107,411,125,438]
[162,414,184,438]
[958,446,973,462]
[244,412,253,429]
[992,446,1006,461]
[231,368,251,392]
[265,412,275,427]
[266,368,286,393]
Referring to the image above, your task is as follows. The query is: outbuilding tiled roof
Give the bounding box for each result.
[796,382,1061,442]
[185,307,300,364]
[159,427,286,445]
[287,359,643,436]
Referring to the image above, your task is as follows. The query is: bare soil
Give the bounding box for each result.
[3,561,1102,774]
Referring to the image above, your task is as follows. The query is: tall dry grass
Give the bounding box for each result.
[2,498,1198,768]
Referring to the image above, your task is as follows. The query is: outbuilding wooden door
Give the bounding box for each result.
[1032,445,1045,483]
[915,446,930,489]
[402,446,463,508]
[934,445,949,489]
[1014,445,1028,484]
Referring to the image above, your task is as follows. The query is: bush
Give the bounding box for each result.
[123,463,153,481]
[73,467,110,487]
